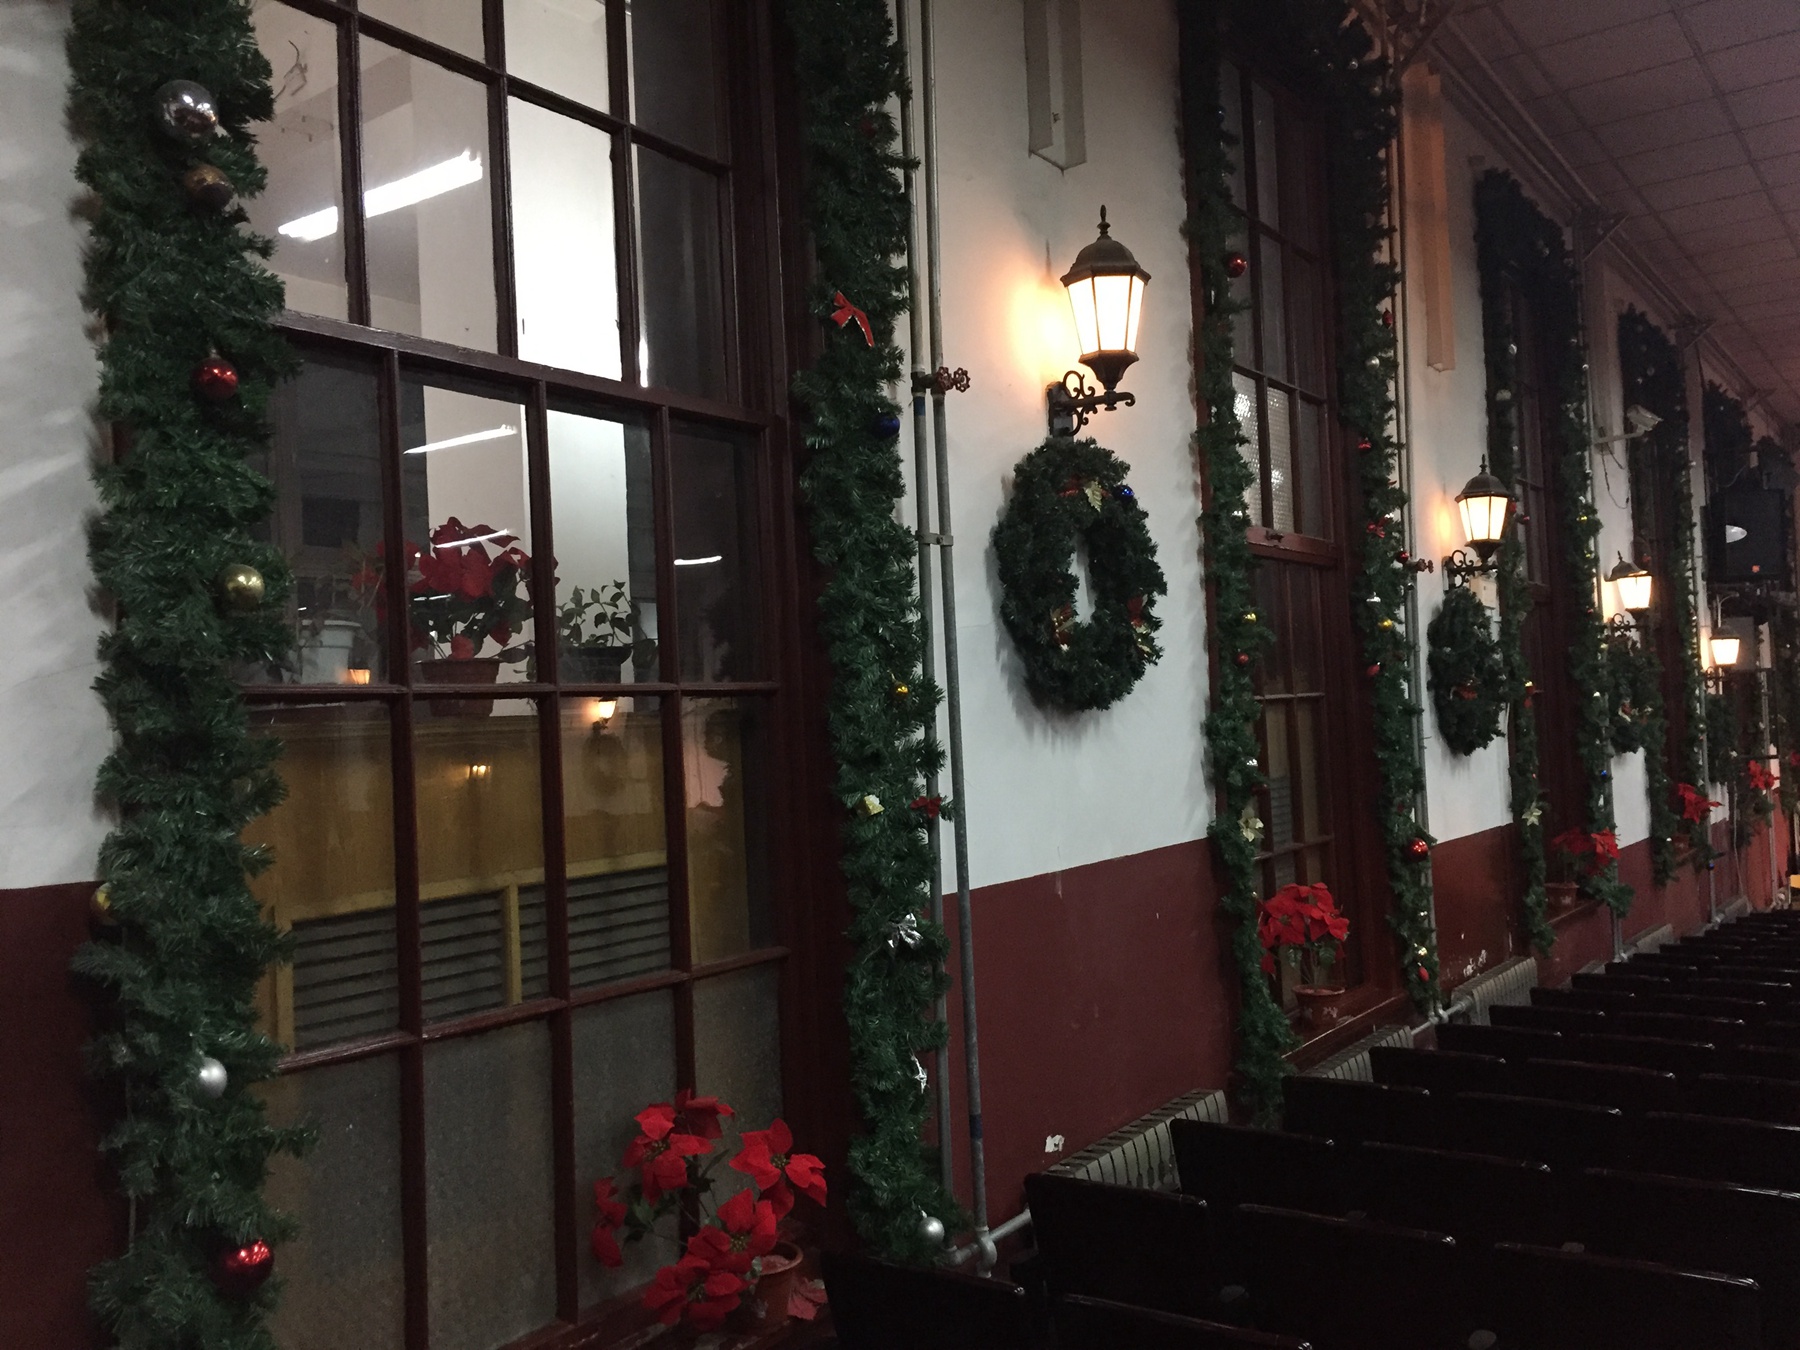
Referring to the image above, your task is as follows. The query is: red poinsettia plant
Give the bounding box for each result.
[350,518,536,662]
[1552,827,1620,879]
[1677,782,1722,824]
[592,1091,826,1332]
[1747,760,1777,793]
[1257,882,1349,987]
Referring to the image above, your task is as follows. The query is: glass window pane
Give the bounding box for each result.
[360,0,485,59]
[1252,81,1280,230]
[1287,254,1325,397]
[505,0,609,109]
[629,0,722,156]
[250,5,347,319]
[572,990,676,1310]
[1279,110,1319,251]
[246,705,398,1051]
[1230,263,1255,372]
[425,1022,558,1350]
[684,698,772,965]
[694,963,782,1136]
[1257,234,1288,383]
[1221,61,1246,213]
[1290,568,1322,694]
[1297,398,1327,539]
[1296,699,1325,842]
[671,423,759,681]
[399,376,536,680]
[360,41,497,350]
[413,699,548,1023]
[548,409,656,682]
[1232,372,1262,523]
[1265,706,1294,852]
[561,696,672,989]
[249,351,388,685]
[1268,386,1294,533]
[510,101,623,379]
[1254,565,1287,696]
[636,149,728,397]
[262,1056,405,1350]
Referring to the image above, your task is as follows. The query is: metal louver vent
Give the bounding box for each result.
[562,868,671,988]
[419,889,509,1024]
[290,906,399,1050]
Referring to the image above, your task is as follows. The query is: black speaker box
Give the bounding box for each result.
[1706,486,1792,587]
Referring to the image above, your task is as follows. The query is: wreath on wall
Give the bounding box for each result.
[993,438,1167,711]
[1475,170,1633,941]
[1181,0,1437,1119]
[1427,584,1507,755]
[1603,626,1662,756]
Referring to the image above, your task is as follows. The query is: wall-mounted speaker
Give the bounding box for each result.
[1705,486,1793,588]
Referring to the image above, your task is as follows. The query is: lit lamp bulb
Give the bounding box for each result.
[466,763,492,782]
[1608,556,1653,615]
[591,697,619,725]
[1710,634,1741,668]
[1455,461,1514,564]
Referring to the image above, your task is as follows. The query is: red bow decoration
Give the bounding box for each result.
[830,291,873,346]
[911,795,943,819]
[1677,782,1722,823]
[1127,596,1147,629]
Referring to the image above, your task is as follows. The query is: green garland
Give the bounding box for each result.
[1603,628,1662,756]
[1617,309,1704,881]
[993,438,1167,711]
[1475,171,1631,933]
[1773,607,1800,821]
[783,0,961,1260]
[1180,0,1437,1117]
[67,4,309,1345]
[1427,584,1507,756]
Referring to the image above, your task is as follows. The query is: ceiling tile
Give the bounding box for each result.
[1754,150,1800,185]
[1556,128,1613,167]
[1562,57,1714,124]
[1615,130,1748,184]
[1698,236,1799,272]
[1681,214,1794,251]
[1491,51,1559,102]
[1497,0,1673,48]
[1767,181,1800,210]
[1637,162,1763,209]
[1530,14,1698,89]
[1723,75,1800,129]
[1742,116,1800,161]
[1594,97,1733,156]
[1651,187,1773,230]
[1678,0,1800,52]
[1704,30,1800,92]
[1522,96,1590,138]
[1453,4,1524,58]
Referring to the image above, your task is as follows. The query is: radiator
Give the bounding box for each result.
[1048,1087,1231,1192]
[1303,1024,1415,1082]
[1451,954,1538,1026]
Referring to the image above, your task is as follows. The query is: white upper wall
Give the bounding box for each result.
[0,2,110,889]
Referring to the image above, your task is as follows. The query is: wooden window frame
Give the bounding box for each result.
[247,4,831,1347]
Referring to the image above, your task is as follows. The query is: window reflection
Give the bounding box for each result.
[671,423,759,681]
[360,0,485,59]
[636,149,729,396]
[629,0,722,156]
[506,0,609,110]
[684,699,771,964]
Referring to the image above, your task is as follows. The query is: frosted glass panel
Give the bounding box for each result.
[1268,387,1294,533]
[1232,372,1261,522]
[572,991,677,1309]
[1252,81,1280,229]
[263,1056,405,1350]
[250,5,346,319]
[693,963,782,1138]
[425,1022,558,1350]
[510,102,622,379]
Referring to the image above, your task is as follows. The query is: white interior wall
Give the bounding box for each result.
[918,0,1209,892]
[0,1,110,889]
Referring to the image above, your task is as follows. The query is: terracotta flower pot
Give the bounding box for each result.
[1545,881,1581,915]
[731,1241,804,1332]
[417,656,501,717]
[1294,985,1350,1031]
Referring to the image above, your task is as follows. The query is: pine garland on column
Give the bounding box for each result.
[67,2,308,1344]
[1181,0,1439,1117]
[782,0,962,1260]
[1475,172,1632,930]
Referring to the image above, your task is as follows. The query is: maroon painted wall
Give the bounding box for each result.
[1432,823,1524,990]
[0,882,118,1350]
[939,839,1235,1224]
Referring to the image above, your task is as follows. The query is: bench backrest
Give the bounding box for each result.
[821,1250,1036,1350]
[1024,1171,1220,1320]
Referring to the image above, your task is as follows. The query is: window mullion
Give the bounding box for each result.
[340,11,371,326]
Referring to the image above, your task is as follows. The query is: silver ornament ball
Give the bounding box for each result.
[919,1213,946,1246]
[155,80,220,143]
[196,1055,229,1099]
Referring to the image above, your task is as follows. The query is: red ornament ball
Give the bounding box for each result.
[1224,252,1248,279]
[1357,437,1373,453]
[1365,663,1381,678]
[192,355,239,402]
[1416,964,1431,982]
[1456,684,1477,701]
[1235,652,1251,666]
[1382,311,1395,328]
[1407,838,1429,860]
[213,1240,273,1297]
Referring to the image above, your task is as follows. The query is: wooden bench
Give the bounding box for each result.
[821,1250,1036,1350]
[1351,1141,1565,1249]
[1281,1077,1436,1149]
[1023,1171,1223,1320]
[1053,1294,1313,1350]
[1171,1118,1345,1219]
[1535,983,1775,1023]
[1492,999,1752,1046]
[1634,1111,1800,1190]
[1449,1091,1627,1168]
[1367,1044,1502,1096]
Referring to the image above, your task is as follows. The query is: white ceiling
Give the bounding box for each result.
[1444,0,1800,423]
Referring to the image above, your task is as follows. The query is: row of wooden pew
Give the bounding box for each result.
[824,910,1800,1349]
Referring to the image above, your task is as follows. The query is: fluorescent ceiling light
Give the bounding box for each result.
[673,555,724,567]
[279,150,485,242]
[404,424,518,455]
[436,528,516,550]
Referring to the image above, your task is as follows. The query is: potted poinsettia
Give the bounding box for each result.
[592,1090,826,1334]
[392,519,535,713]
[1258,882,1350,1029]
[1550,827,1620,912]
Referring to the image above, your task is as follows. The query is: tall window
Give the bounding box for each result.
[238,5,790,1348]
[1220,62,1373,1005]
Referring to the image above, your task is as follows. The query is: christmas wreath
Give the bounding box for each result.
[1427,584,1507,755]
[993,437,1167,712]
[1602,625,1661,756]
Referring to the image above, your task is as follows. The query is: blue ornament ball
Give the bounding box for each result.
[1117,485,1135,500]
[873,411,903,440]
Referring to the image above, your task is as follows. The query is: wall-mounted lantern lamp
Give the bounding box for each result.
[1710,633,1742,668]
[1047,207,1150,436]
[1443,460,1515,581]
[1609,555,1654,615]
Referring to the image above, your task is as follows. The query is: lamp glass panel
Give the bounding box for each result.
[1066,277,1100,359]
[1123,275,1146,354]
[1459,492,1509,547]
[1091,273,1133,354]
[1616,571,1653,612]
[1712,636,1741,667]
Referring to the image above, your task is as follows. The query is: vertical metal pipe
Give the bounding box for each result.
[918,0,992,1269]
[892,0,955,1203]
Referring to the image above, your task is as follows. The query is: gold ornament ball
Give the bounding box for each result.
[893,682,911,700]
[90,884,117,926]
[1379,617,1395,631]
[219,563,265,611]
[1243,612,1257,624]
[182,163,235,210]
